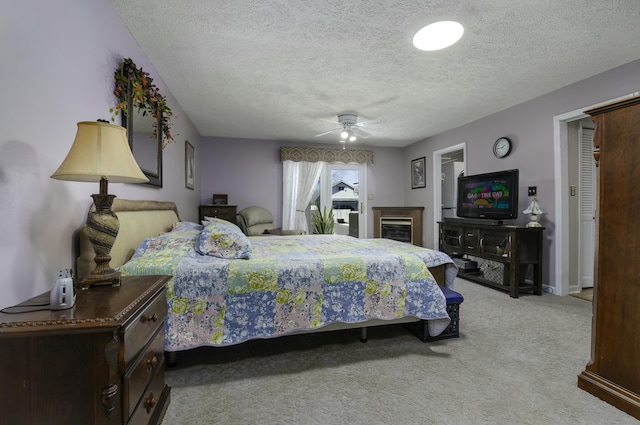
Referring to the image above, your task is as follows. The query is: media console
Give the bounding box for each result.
[439,221,543,298]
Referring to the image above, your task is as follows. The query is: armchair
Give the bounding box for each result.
[237,206,305,236]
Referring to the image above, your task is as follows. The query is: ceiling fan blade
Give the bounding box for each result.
[314,127,341,137]
[318,117,340,124]
[352,127,372,138]
[355,118,382,127]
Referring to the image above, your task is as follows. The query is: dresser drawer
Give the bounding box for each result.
[463,229,480,252]
[127,365,167,425]
[124,327,165,419]
[124,289,167,365]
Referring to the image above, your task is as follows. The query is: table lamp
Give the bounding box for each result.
[523,196,546,228]
[51,120,149,289]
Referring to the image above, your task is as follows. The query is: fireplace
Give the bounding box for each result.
[380,218,413,244]
[373,207,424,247]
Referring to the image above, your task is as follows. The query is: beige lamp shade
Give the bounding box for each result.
[51,121,148,183]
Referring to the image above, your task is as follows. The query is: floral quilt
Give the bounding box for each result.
[120,223,456,351]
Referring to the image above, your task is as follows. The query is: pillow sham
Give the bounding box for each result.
[196,218,252,259]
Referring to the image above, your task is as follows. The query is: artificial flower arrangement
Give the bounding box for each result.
[111,57,175,147]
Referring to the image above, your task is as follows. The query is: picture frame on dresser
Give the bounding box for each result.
[212,194,228,205]
[411,156,426,189]
[185,140,194,190]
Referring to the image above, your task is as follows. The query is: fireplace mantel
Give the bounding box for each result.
[372,206,424,247]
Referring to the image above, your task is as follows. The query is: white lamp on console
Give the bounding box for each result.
[523,196,546,228]
[51,120,148,289]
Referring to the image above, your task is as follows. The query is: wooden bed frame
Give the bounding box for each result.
[76,199,450,356]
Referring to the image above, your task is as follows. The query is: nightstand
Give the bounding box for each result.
[199,204,237,224]
[0,275,171,425]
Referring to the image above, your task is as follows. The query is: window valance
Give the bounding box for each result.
[280,147,374,165]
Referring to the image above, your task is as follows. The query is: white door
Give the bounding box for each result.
[317,163,366,237]
[578,125,595,289]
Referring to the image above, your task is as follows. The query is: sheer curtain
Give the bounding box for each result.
[282,160,325,232]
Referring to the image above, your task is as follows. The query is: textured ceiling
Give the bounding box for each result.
[110,0,640,147]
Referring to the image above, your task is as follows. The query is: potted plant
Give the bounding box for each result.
[311,204,335,234]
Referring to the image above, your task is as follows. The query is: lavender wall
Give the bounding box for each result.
[0,1,201,308]
[405,59,640,291]
[200,138,405,237]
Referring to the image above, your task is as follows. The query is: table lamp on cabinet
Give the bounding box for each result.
[51,120,148,289]
[523,196,546,228]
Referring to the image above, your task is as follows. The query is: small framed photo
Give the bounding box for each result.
[212,194,228,205]
[185,141,195,190]
[411,157,426,189]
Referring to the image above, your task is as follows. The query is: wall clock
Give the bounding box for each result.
[493,137,512,158]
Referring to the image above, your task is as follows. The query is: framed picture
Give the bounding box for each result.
[212,194,228,205]
[185,141,195,190]
[411,157,426,189]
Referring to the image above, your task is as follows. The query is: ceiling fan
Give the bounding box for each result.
[314,114,379,142]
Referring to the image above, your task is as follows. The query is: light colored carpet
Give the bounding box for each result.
[161,278,636,425]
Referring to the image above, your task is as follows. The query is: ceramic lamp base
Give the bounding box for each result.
[81,192,121,290]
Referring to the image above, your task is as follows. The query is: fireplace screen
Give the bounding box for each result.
[380,217,413,244]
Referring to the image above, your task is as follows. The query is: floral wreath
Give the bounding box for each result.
[111,58,175,147]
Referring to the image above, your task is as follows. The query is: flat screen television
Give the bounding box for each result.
[456,169,519,222]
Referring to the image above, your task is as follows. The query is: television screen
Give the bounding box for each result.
[456,169,519,221]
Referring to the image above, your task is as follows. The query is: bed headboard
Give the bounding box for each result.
[76,199,180,280]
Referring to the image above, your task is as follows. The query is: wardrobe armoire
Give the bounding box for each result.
[577,95,640,420]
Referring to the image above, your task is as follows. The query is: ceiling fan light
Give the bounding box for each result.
[349,134,357,142]
[413,21,464,51]
[340,130,349,139]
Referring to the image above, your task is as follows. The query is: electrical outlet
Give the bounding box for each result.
[528,186,537,196]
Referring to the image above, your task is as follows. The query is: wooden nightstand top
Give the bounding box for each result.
[0,275,170,335]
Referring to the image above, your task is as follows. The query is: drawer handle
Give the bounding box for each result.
[144,393,156,412]
[144,313,159,323]
[146,355,158,372]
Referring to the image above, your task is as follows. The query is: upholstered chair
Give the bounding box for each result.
[237,206,305,236]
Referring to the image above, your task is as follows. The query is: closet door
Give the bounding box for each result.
[578,126,595,289]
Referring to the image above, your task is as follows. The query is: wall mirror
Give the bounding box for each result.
[122,90,163,187]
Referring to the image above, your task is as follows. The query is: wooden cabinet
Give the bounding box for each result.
[199,204,237,224]
[577,96,640,420]
[0,275,171,425]
[439,221,543,298]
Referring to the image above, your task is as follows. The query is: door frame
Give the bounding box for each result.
[552,92,637,295]
[432,142,467,248]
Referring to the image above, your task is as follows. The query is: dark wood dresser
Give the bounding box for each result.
[0,275,171,425]
[577,95,640,420]
[199,204,237,224]
[439,222,543,298]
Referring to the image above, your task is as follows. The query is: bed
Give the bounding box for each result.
[77,199,458,355]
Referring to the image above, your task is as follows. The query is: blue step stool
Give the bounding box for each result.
[406,286,464,342]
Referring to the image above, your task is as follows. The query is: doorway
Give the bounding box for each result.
[313,163,366,237]
[432,143,467,248]
[553,92,637,295]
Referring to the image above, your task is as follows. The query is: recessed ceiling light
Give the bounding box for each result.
[413,21,464,51]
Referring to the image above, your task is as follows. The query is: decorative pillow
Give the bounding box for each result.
[196,218,252,259]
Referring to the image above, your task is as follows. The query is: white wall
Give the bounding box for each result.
[405,59,640,291]
[200,137,405,237]
[0,1,202,308]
